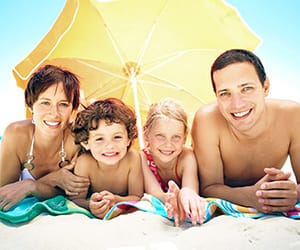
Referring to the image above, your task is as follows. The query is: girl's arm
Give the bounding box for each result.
[140,150,168,202]
[180,147,199,193]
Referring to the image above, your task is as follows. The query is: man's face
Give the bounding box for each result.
[213,62,269,134]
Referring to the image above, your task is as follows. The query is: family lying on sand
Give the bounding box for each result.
[0,49,299,226]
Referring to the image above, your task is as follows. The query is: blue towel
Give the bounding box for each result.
[0,195,93,224]
[1,194,299,224]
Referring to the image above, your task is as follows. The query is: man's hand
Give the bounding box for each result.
[255,168,297,213]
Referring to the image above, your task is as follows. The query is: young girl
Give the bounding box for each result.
[140,98,206,226]
[71,98,144,219]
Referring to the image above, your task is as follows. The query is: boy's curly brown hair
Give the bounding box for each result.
[72,98,137,154]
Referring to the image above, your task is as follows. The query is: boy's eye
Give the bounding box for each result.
[96,137,103,141]
[114,135,123,140]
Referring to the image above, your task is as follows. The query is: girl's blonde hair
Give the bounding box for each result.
[143,98,188,135]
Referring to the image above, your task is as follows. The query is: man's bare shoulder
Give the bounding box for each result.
[193,101,224,126]
[268,99,300,118]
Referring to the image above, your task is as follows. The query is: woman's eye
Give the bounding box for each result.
[59,102,70,107]
[41,101,50,105]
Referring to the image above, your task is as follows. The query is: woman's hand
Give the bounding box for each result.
[40,162,90,196]
[0,179,35,211]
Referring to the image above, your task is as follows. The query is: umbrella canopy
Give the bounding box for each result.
[13,0,260,148]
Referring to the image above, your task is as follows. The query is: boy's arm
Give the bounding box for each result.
[68,156,90,210]
[126,150,144,201]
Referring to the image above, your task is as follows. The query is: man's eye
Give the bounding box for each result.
[243,86,253,92]
[219,92,230,97]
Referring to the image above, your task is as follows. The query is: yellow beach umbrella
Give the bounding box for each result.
[13,0,260,148]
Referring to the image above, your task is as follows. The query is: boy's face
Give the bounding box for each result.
[213,62,269,134]
[83,120,130,166]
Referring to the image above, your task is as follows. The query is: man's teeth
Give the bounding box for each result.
[233,110,250,117]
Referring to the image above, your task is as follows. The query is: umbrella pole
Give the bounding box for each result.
[130,72,144,149]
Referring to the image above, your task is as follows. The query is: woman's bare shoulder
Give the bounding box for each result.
[3,120,32,140]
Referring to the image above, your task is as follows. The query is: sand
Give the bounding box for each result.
[1,209,299,250]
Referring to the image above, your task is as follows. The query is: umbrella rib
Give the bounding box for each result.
[95,8,127,72]
[77,59,127,80]
[136,0,169,68]
[141,48,222,77]
[138,76,207,105]
[86,81,128,99]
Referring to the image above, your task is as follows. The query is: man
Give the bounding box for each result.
[191,49,300,213]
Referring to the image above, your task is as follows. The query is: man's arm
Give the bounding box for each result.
[191,106,261,209]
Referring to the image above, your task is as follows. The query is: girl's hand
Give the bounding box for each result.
[179,187,206,225]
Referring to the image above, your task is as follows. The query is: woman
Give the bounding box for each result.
[0,65,90,211]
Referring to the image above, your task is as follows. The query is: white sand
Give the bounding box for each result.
[1,211,299,250]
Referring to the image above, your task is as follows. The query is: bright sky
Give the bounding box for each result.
[0,0,300,135]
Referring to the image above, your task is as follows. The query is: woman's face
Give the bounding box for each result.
[31,82,73,137]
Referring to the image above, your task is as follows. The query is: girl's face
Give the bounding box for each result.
[84,120,130,166]
[145,117,186,163]
[31,82,73,137]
